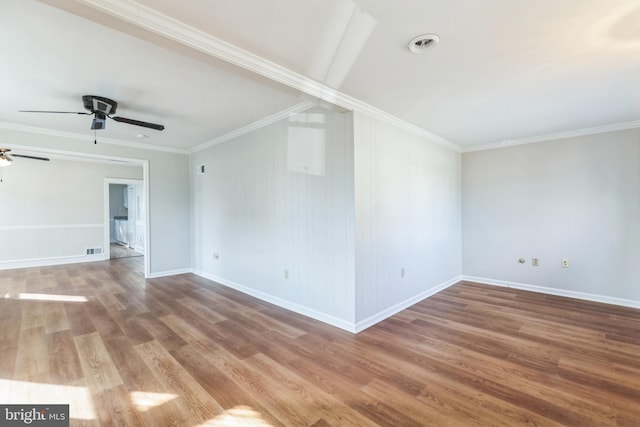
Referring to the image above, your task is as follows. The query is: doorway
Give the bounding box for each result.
[105,178,146,262]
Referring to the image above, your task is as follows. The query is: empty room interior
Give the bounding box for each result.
[1,0,639,426]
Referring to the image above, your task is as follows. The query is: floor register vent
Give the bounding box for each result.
[86,247,103,255]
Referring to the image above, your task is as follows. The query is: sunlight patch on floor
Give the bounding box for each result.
[0,379,96,420]
[15,293,88,302]
[130,391,178,412]
[199,405,273,426]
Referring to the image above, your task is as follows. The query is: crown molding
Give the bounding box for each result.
[78,0,460,152]
[0,121,189,155]
[463,119,640,153]
[362,106,461,152]
[0,141,149,166]
[190,101,316,154]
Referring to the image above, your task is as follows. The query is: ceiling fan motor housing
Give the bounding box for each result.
[83,95,117,115]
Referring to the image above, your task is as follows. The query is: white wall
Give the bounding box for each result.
[0,128,191,276]
[353,112,462,327]
[0,157,141,266]
[462,128,640,305]
[191,107,356,328]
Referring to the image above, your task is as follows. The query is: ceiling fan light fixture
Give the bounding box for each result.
[409,34,440,53]
[0,154,13,167]
[91,113,106,130]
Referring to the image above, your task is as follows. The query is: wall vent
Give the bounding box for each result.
[86,247,103,255]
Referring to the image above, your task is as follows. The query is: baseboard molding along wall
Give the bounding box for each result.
[147,268,193,279]
[462,275,640,309]
[192,270,357,332]
[354,275,463,333]
[192,270,462,333]
[0,254,105,270]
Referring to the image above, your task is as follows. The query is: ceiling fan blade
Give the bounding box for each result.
[111,116,165,131]
[11,154,50,162]
[19,110,92,115]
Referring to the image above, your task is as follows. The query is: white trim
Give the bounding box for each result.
[190,271,462,333]
[461,276,512,288]
[0,224,102,231]
[142,162,151,278]
[0,254,104,270]
[147,268,193,279]
[362,108,460,152]
[0,121,189,154]
[461,275,640,309]
[463,119,640,153]
[1,142,148,165]
[77,0,459,152]
[354,276,462,332]
[190,101,316,153]
[193,270,357,332]
[0,143,141,167]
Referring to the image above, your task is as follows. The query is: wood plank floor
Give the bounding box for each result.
[109,243,143,260]
[1,258,639,426]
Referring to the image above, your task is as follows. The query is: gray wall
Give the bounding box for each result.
[109,184,128,219]
[0,127,191,275]
[354,111,462,326]
[191,107,356,328]
[0,157,141,264]
[462,128,640,303]
[190,107,464,331]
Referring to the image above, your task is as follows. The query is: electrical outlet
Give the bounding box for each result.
[214,253,219,260]
[401,268,405,278]
[561,258,569,268]
[284,269,289,279]
[532,258,539,267]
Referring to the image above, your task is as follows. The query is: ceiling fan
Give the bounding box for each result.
[0,147,50,182]
[20,95,165,132]
[0,147,49,169]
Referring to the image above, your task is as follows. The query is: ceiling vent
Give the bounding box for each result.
[409,34,439,53]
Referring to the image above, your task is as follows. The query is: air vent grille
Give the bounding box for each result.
[86,247,103,255]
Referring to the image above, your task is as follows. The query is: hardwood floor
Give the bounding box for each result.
[110,243,143,259]
[1,258,639,426]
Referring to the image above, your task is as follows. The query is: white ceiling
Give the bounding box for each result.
[2,0,639,151]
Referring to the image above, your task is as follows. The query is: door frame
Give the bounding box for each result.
[104,174,150,277]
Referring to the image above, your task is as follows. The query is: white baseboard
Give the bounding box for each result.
[354,275,462,332]
[0,254,104,270]
[461,275,640,309]
[192,269,357,333]
[191,270,462,334]
[147,268,192,279]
